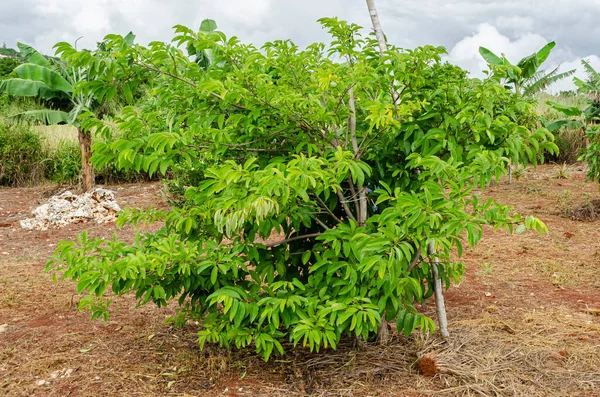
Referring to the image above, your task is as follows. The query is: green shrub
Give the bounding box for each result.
[0,122,47,186]
[49,19,552,361]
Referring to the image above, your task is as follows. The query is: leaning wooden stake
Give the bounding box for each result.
[366,0,388,54]
[365,0,399,104]
[428,241,449,338]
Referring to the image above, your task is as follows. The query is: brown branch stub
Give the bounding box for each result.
[407,246,422,272]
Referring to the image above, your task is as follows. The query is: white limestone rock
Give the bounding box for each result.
[20,188,122,230]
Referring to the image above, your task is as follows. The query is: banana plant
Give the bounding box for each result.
[544,101,586,132]
[1,44,97,191]
[479,42,575,96]
[546,60,600,181]
[573,60,600,122]
[546,60,600,130]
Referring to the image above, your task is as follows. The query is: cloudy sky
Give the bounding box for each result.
[2,0,599,92]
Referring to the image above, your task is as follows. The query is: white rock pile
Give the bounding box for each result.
[20,188,121,230]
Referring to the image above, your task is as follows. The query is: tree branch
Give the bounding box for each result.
[428,241,449,338]
[188,144,289,152]
[365,0,400,105]
[264,232,323,248]
[314,218,331,230]
[336,188,357,221]
[348,87,369,225]
[313,194,344,224]
[348,87,359,154]
[356,127,387,158]
[346,176,361,217]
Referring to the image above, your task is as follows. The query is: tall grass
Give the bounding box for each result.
[534,92,587,118]
[34,124,78,150]
[0,122,48,186]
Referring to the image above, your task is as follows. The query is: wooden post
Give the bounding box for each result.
[428,241,449,338]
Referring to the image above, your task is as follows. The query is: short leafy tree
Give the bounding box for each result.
[49,19,553,360]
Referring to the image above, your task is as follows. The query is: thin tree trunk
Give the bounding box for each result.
[348,87,369,227]
[428,241,449,338]
[508,161,513,185]
[78,127,94,192]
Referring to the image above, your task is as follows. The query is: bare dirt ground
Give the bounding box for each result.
[1,164,599,397]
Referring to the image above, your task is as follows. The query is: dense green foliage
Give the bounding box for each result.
[0,44,20,58]
[0,57,20,78]
[48,19,553,360]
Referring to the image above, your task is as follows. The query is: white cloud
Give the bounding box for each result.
[495,15,534,32]
[446,22,600,92]
[2,0,599,94]
[547,56,600,93]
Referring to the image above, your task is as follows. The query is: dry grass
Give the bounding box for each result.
[570,199,600,221]
[416,309,600,396]
[1,166,600,396]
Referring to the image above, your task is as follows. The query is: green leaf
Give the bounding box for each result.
[17,43,51,67]
[545,120,570,132]
[13,63,73,94]
[0,78,62,99]
[6,109,70,125]
[200,19,217,33]
[403,312,416,337]
[546,101,582,117]
[301,251,311,265]
[210,267,218,285]
[535,41,555,65]
[479,47,503,66]
[124,32,136,46]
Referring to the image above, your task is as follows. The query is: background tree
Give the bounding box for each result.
[49,19,552,360]
[0,43,95,190]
